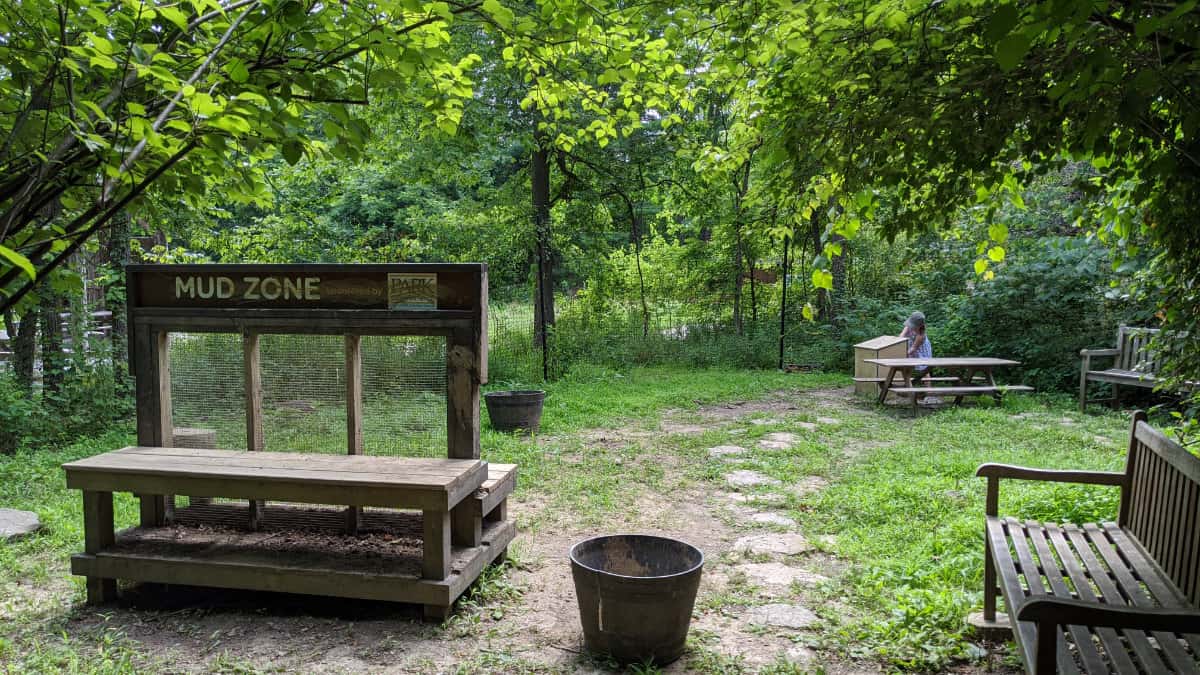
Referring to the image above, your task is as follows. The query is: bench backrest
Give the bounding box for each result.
[1117,325,1161,374]
[1119,411,1200,607]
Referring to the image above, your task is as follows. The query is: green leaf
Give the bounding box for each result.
[994,33,1031,72]
[870,38,895,51]
[988,222,1009,243]
[225,58,250,83]
[0,244,36,281]
[984,4,1020,44]
[987,246,1006,262]
[281,140,304,165]
[974,259,988,275]
[812,268,833,290]
[802,303,815,321]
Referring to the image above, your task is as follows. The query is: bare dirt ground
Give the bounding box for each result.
[43,387,1007,674]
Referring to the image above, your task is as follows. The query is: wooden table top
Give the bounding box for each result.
[864,357,1021,368]
[64,447,487,508]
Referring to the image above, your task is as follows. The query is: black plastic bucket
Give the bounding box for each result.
[484,390,545,434]
[569,534,704,665]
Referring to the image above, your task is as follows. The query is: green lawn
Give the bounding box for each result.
[0,365,1137,673]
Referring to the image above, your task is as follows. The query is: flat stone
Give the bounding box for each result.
[758,440,791,451]
[795,421,818,431]
[749,418,782,426]
[727,492,785,505]
[747,603,820,629]
[739,562,828,587]
[726,470,780,489]
[790,476,829,497]
[750,512,797,528]
[734,533,810,555]
[765,432,798,444]
[816,416,839,425]
[727,428,748,436]
[0,509,40,541]
[708,445,747,458]
[966,611,1012,642]
[1059,417,1078,426]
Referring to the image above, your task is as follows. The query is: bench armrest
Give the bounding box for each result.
[1079,348,1120,357]
[1018,596,1200,633]
[976,464,1125,516]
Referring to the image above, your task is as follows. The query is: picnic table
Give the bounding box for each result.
[864,357,1032,413]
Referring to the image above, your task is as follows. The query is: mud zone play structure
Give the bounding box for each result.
[63,263,515,620]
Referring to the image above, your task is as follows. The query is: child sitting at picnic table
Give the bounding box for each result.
[900,311,932,384]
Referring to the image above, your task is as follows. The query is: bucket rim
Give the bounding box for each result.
[484,389,546,398]
[568,533,704,580]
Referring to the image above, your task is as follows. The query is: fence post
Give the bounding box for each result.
[778,234,791,371]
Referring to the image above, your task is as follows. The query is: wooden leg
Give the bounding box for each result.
[423,603,452,622]
[138,494,168,527]
[983,539,997,621]
[1111,383,1120,409]
[1033,622,1058,674]
[877,368,895,405]
[248,500,264,531]
[451,501,482,548]
[1079,367,1089,412]
[345,506,361,535]
[83,491,118,604]
[423,510,451,580]
[485,499,507,523]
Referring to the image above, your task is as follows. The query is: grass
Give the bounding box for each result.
[0,364,1144,672]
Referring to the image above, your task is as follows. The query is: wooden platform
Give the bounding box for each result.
[72,503,515,608]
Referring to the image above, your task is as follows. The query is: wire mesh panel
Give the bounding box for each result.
[169,333,246,450]
[260,334,347,454]
[361,335,447,458]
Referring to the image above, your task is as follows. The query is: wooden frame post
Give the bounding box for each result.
[345,334,363,534]
[244,332,265,529]
[134,327,173,526]
[446,326,481,460]
[422,509,451,579]
[83,490,117,603]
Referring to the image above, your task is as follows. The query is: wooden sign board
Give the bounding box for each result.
[131,264,483,312]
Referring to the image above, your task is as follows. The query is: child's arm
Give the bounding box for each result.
[907,333,925,357]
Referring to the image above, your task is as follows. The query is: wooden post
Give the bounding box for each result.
[446,327,481,460]
[134,327,173,526]
[345,334,363,534]
[244,332,265,529]
[451,501,482,548]
[83,490,117,603]
[422,509,451,579]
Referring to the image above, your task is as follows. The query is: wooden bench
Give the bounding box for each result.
[65,447,516,620]
[1080,325,1162,411]
[976,411,1200,673]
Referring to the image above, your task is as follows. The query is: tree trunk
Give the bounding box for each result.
[40,288,66,403]
[733,224,744,336]
[106,212,132,396]
[531,128,555,379]
[5,307,37,393]
[829,233,848,324]
[808,213,830,319]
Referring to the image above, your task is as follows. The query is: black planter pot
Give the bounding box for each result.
[483,390,545,434]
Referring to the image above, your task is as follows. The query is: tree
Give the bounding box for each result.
[743,0,1200,382]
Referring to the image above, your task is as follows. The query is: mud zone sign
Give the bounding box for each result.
[388,273,438,310]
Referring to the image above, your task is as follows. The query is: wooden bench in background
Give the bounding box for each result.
[1079,325,1162,412]
[976,411,1200,673]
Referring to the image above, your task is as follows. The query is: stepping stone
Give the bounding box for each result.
[0,509,40,541]
[790,476,829,498]
[759,432,798,450]
[739,562,828,587]
[816,416,839,425]
[727,493,785,505]
[734,533,810,555]
[750,512,796,527]
[749,418,782,426]
[727,428,748,436]
[1059,417,1078,426]
[795,422,818,431]
[708,445,747,458]
[726,470,780,489]
[747,603,819,629]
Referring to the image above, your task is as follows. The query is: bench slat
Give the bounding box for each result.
[987,518,1052,670]
[1084,524,1197,670]
[1025,521,1111,673]
[1006,518,1080,674]
[1102,523,1200,657]
[1062,525,1170,671]
[1043,523,1139,673]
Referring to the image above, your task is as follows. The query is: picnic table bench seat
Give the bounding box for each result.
[977,412,1200,673]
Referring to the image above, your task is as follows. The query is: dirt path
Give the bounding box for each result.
[49,387,994,673]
